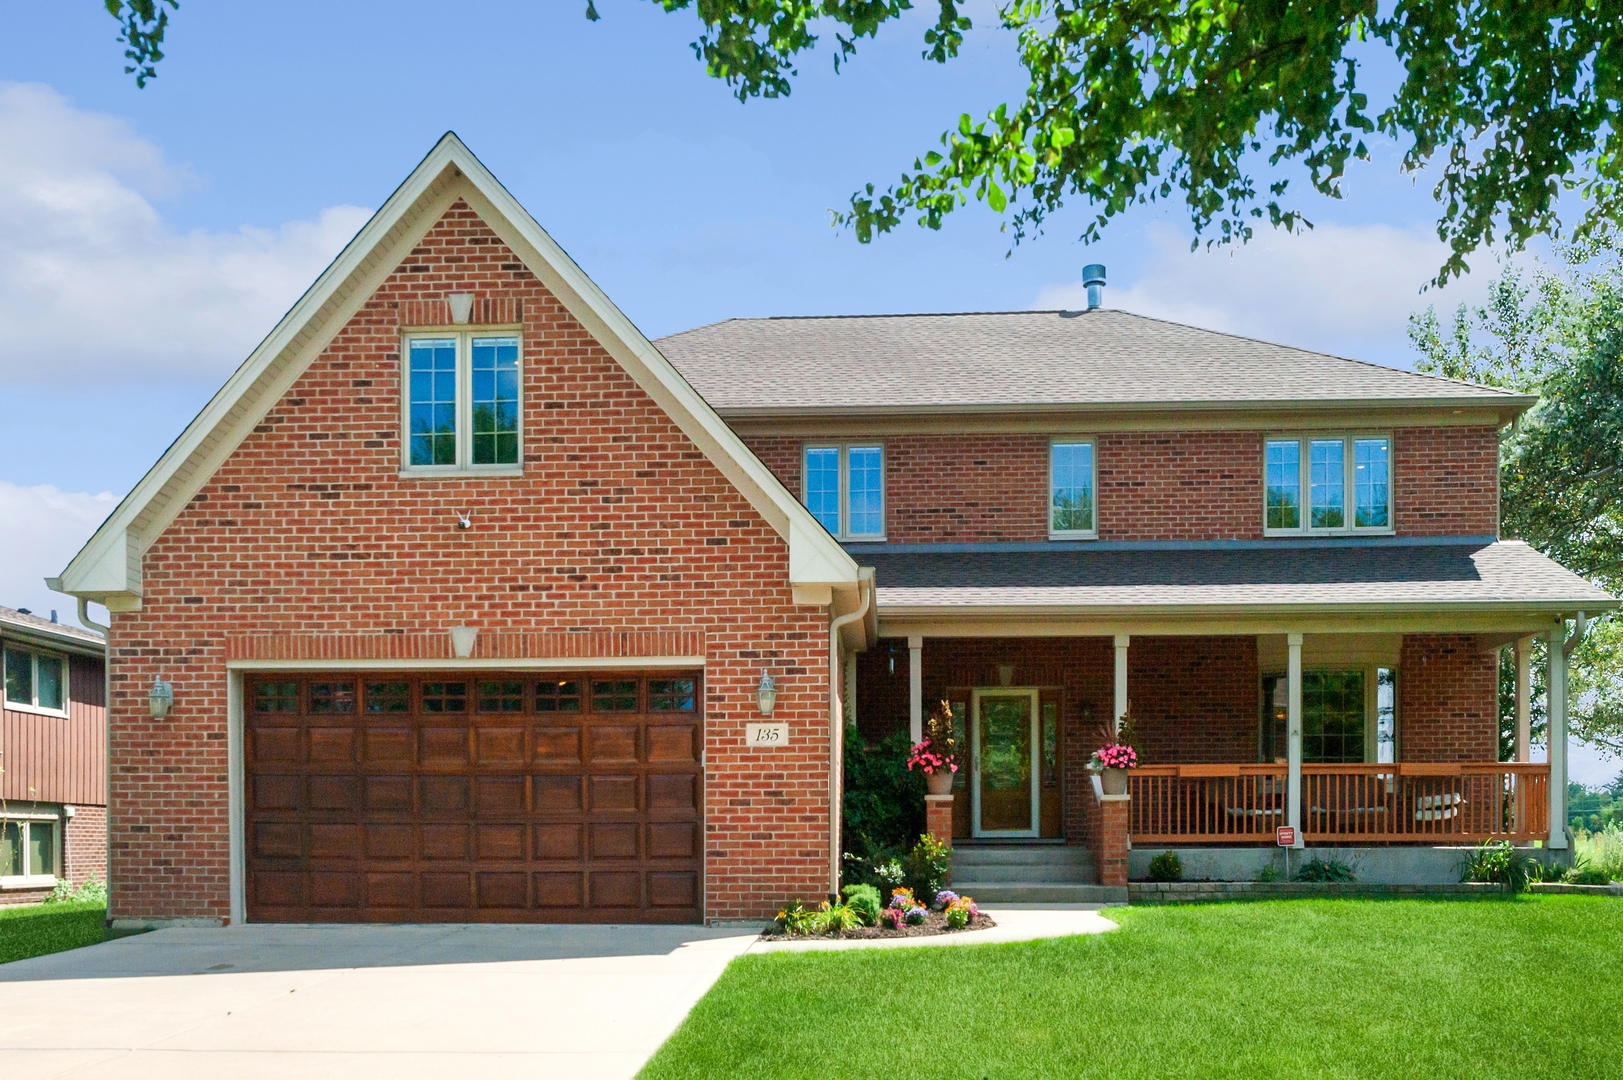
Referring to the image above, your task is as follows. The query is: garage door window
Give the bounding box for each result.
[593,680,638,711]
[422,682,468,712]
[649,678,696,711]
[310,682,356,713]
[478,681,524,713]
[535,680,582,711]
[256,681,298,713]
[366,681,411,712]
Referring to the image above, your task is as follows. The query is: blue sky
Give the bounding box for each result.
[2,3,1609,777]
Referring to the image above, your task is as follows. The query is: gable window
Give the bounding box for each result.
[3,647,66,715]
[1,816,58,887]
[1264,435,1390,534]
[403,332,521,473]
[1049,440,1097,538]
[803,444,884,540]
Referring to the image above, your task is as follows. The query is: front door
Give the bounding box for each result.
[971,688,1040,838]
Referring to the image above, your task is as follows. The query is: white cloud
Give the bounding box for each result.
[1036,220,1504,367]
[0,481,118,628]
[0,82,371,382]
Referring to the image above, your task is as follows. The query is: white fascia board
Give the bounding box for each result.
[452,146,857,589]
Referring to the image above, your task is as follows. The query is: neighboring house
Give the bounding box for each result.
[48,135,1613,927]
[0,606,106,905]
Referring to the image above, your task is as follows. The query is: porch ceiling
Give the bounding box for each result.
[861,539,1616,627]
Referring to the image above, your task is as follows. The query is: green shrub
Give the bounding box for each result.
[904,834,952,903]
[45,875,107,905]
[841,729,926,886]
[1565,864,1614,886]
[774,900,821,936]
[0,901,107,965]
[840,884,882,926]
[1575,822,1623,881]
[946,904,970,929]
[813,901,863,934]
[1295,856,1356,883]
[1462,840,1535,892]
[1147,851,1182,882]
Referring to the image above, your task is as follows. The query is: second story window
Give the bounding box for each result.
[3,646,66,715]
[804,444,884,540]
[1049,440,1097,538]
[1265,435,1391,534]
[403,333,521,473]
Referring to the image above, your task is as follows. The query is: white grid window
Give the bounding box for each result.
[1264,436,1392,535]
[403,333,522,473]
[1049,440,1097,538]
[802,445,884,540]
[1,817,58,886]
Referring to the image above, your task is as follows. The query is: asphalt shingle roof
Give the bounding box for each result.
[0,604,105,648]
[656,310,1528,412]
[859,540,1615,612]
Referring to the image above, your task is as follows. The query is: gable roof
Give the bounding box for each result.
[48,134,859,610]
[0,604,105,657]
[656,310,1535,419]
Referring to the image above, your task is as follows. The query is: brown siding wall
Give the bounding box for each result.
[1,653,106,805]
[742,427,1499,543]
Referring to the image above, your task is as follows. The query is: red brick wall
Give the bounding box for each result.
[1129,637,1260,763]
[1398,634,1500,761]
[1394,426,1500,536]
[66,804,107,890]
[743,428,1498,542]
[108,199,831,924]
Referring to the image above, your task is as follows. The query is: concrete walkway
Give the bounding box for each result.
[0,906,1112,1079]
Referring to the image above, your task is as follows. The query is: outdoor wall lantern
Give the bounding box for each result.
[148,676,174,718]
[756,672,778,717]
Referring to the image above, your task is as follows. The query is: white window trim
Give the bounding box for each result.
[399,330,525,477]
[801,443,886,541]
[0,812,61,889]
[2,645,70,718]
[1263,432,1395,537]
[1048,436,1099,540]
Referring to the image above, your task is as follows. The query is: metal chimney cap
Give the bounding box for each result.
[1082,263,1107,287]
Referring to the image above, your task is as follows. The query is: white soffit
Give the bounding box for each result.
[52,133,857,605]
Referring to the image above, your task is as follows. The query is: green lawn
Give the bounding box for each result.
[0,901,111,965]
[641,897,1623,1079]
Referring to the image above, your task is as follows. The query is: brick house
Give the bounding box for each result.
[51,135,1613,925]
[1,606,107,905]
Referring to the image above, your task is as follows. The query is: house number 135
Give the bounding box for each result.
[745,722,788,747]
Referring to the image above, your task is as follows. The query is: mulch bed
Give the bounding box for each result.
[760,910,997,940]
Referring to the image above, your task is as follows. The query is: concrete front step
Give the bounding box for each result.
[953,844,1099,884]
[953,845,1095,865]
[952,882,1128,905]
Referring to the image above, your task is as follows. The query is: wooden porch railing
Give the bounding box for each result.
[1129,762,1550,845]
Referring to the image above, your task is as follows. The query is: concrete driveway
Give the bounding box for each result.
[0,922,758,1079]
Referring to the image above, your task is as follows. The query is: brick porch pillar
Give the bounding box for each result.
[1090,774,1130,887]
[926,794,954,849]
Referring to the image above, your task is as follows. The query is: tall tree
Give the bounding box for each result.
[108,3,1622,286]
[1410,233,1623,756]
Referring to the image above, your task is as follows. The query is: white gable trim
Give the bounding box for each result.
[51,134,857,608]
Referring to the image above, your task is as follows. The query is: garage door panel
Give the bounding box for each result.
[533,774,583,811]
[534,727,582,763]
[534,823,581,860]
[247,672,701,923]
[309,728,355,764]
[589,775,639,812]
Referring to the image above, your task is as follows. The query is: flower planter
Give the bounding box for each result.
[1101,767,1128,796]
[926,770,954,796]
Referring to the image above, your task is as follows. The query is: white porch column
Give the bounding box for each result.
[1548,625,1569,848]
[908,635,924,743]
[1113,634,1130,734]
[1514,636,1533,762]
[1287,632,1304,847]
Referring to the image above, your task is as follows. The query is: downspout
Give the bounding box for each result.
[76,599,112,910]
[1563,611,1590,657]
[828,575,872,897]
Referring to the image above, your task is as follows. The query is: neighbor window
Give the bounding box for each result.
[1263,436,1390,534]
[1,817,58,885]
[3,647,66,714]
[403,333,521,472]
[802,445,885,540]
[1049,440,1097,537]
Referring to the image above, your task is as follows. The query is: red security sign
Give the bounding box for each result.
[1276,826,1297,847]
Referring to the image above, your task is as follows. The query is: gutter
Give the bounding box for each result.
[826,572,873,897]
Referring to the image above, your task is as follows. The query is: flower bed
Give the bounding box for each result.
[762,886,995,940]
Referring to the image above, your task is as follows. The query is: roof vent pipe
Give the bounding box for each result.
[1083,263,1107,310]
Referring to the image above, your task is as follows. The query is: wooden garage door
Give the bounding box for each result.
[245,672,702,923]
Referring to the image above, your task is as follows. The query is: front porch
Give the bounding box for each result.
[852,627,1571,889]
